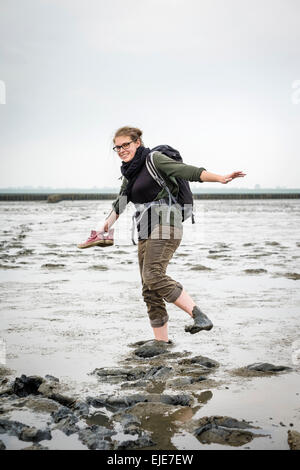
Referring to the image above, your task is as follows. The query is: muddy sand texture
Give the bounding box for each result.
[230,362,293,378]
[0,341,296,450]
[194,416,267,447]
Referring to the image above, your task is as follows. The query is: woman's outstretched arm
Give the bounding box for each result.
[200,170,246,184]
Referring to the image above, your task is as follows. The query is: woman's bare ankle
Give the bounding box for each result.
[174,289,196,316]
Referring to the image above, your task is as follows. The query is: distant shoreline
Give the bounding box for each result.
[0,192,299,201]
[1,188,300,194]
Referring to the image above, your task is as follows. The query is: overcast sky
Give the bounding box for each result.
[0,0,300,189]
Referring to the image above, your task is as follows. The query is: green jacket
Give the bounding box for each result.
[112,151,206,216]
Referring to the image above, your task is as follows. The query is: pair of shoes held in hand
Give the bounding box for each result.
[77,229,114,249]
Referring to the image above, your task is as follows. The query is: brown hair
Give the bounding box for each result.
[113,126,144,146]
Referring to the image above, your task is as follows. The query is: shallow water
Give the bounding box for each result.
[0,199,300,450]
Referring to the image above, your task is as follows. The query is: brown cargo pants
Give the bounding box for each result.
[138,225,183,328]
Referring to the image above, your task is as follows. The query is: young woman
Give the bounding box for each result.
[78,126,246,343]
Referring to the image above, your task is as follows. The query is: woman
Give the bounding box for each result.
[78,126,246,343]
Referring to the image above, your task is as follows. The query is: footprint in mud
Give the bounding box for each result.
[229,362,293,377]
[284,272,300,280]
[17,249,35,256]
[0,264,19,269]
[88,265,109,271]
[216,243,231,249]
[190,265,212,271]
[7,243,23,249]
[207,254,230,259]
[0,253,15,260]
[265,241,281,246]
[272,272,300,280]
[41,263,66,269]
[252,251,273,257]
[243,268,268,275]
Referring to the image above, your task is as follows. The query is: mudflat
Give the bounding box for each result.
[0,199,299,450]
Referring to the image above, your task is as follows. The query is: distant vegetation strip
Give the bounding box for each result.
[0,193,299,202]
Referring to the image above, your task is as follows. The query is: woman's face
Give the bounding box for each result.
[114,135,141,163]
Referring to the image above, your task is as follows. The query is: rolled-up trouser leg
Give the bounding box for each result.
[138,225,183,328]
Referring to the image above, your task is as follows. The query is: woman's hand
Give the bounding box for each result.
[219,171,246,184]
[95,210,119,234]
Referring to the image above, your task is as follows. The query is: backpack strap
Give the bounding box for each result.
[146,152,196,225]
[146,153,178,207]
[146,153,177,223]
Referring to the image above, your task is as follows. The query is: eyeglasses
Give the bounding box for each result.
[113,139,136,152]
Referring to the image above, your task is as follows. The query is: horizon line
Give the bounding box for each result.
[0,187,300,193]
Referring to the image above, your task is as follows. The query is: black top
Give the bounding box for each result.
[129,163,164,240]
[112,151,206,240]
[130,163,161,203]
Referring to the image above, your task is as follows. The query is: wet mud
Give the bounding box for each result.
[1,200,300,449]
[0,341,298,450]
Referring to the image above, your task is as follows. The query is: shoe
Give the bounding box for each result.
[184,306,213,334]
[77,229,114,249]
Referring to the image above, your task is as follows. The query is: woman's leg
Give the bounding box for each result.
[152,322,169,342]
[139,225,213,339]
[139,226,183,342]
[173,289,196,317]
[142,227,183,305]
[142,225,213,335]
[152,290,198,340]
[138,239,170,341]
[173,289,213,333]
